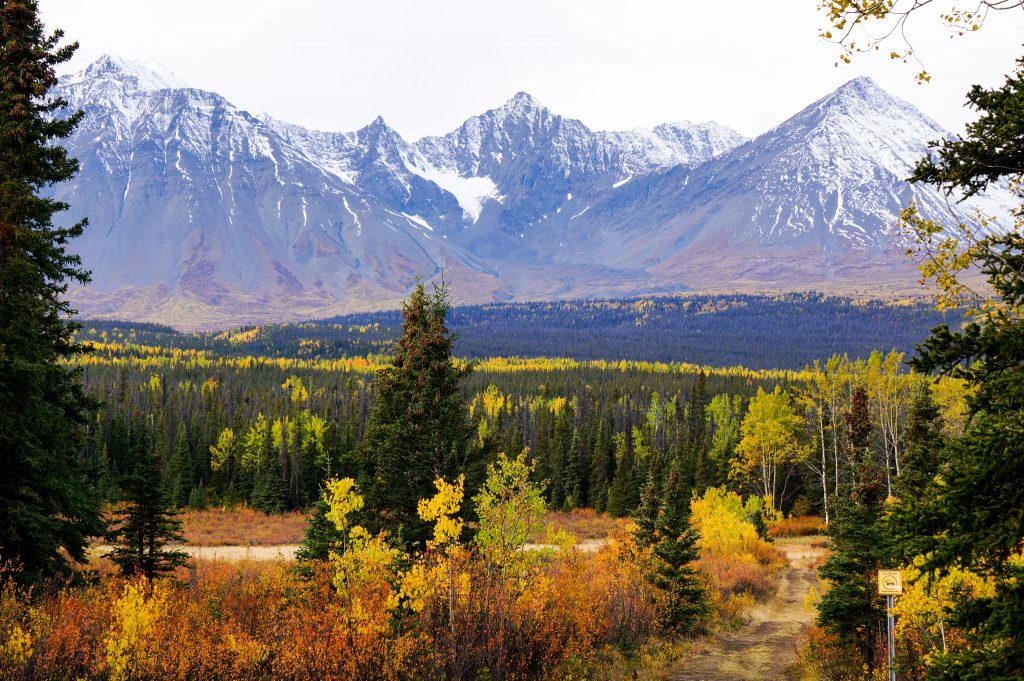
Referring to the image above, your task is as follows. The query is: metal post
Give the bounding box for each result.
[887,594,896,681]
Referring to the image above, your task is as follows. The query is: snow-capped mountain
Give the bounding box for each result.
[55,56,480,325]
[412,92,745,236]
[557,76,1014,289]
[50,56,1011,327]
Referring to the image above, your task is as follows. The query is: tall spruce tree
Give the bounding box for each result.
[647,460,709,634]
[589,416,613,512]
[633,447,667,548]
[106,430,188,580]
[893,381,945,500]
[252,427,286,514]
[0,1,103,580]
[163,423,193,509]
[357,281,474,549]
[606,432,639,517]
[817,386,891,670]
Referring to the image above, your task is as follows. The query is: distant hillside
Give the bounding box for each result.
[79,293,960,370]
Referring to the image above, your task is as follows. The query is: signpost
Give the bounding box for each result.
[878,570,903,681]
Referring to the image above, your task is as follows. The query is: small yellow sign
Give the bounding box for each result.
[878,570,903,596]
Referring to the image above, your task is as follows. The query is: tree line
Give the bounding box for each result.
[78,291,960,370]
[74,332,967,526]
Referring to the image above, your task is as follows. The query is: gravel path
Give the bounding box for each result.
[669,537,826,681]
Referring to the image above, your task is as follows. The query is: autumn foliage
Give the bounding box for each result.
[689,488,785,621]
[0,464,800,680]
[768,516,829,539]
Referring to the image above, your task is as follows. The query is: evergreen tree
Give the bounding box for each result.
[563,429,583,508]
[163,423,193,508]
[357,281,474,548]
[589,417,613,512]
[0,0,104,580]
[187,481,208,510]
[687,372,710,492]
[817,386,890,669]
[106,430,188,580]
[606,432,638,517]
[548,403,574,508]
[633,448,666,548]
[296,497,344,563]
[885,63,1024,677]
[647,461,709,634]
[891,235,1024,679]
[252,445,286,514]
[893,380,944,500]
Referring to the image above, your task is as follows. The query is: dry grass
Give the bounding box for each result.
[177,507,308,546]
[768,515,828,538]
[175,508,620,549]
[701,557,778,601]
[531,508,622,542]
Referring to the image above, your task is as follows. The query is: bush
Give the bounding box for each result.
[768,516,828,538]
[689,487,785,624]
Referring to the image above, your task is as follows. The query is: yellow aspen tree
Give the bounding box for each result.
[732,387,809,514]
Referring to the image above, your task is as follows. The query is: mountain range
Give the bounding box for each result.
[51,56,1012,328]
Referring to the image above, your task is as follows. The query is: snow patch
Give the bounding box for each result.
[401,213,434,232]
[64,55,187,91]
[342,196,362,236]
[408,163,497,222]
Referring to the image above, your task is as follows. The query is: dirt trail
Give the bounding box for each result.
[90,544,302,561]
[669,537,827,681]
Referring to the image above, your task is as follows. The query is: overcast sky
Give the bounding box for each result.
[38,0,1024,140]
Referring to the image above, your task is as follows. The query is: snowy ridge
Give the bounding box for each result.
[61,55,186,92]
[48,57,1016,327]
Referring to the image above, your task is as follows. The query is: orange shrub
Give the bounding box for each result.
[531,508,621,543]
[697,557,775,600]
[0,536,660,680]
[791,626,865,681]
[767,515,828,538]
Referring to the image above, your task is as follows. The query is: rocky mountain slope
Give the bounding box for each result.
[51,56,1010,328]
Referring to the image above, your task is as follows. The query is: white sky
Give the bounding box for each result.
[38,0,1024,140]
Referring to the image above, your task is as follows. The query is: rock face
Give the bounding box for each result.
[52,56,1010,328]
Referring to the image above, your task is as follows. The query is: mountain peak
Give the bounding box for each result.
[361,114,397,135]
[831,75,886,101]
[510,90,539,104]
[356,114,409,151]
[784,74,940,134]
[497,91,546,116]
[70,54,187,91]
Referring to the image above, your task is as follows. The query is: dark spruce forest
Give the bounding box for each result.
[80,293,958,369]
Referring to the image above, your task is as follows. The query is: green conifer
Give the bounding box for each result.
[648,461,709,634]
[357,281,474,549]
[296,497,344,563]
[816,386,890,669]
[606,432,639,517]
[106,430,188,580]
[0,0,103,580]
